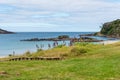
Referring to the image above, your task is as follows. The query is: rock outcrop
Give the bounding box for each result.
[0,28,14,34]
[100,19,120,38]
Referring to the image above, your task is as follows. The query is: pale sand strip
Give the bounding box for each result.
[100,40,120,45]
[0,56,6,58]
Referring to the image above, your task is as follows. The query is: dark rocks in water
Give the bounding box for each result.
[21,35,71,41]
[79,34,94,37]
[21,38,40,41]
[0,28,14,34]
[20,35,102,42]
[58,35,69,39]
[78,37,103,42]
[79,33,104,42]
[21,37,102,42]
[20,38,71,41]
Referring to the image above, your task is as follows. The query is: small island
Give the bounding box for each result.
[0,28,14,34]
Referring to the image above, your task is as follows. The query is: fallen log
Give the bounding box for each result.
[9,57,62,61]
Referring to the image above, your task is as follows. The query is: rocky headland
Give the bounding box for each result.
[0,28,14,34]
[95,19,120,38]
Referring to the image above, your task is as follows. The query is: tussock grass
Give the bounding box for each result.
[1,42,120,80]
[21,42,104,58]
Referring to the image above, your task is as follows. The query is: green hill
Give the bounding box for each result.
[100,19,120,37]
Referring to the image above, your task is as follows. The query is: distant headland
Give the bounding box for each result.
[95,19,120,38]
[0,28,14,34]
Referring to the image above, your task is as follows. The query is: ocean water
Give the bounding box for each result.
[0,32,115,56]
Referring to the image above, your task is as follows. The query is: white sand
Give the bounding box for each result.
[0,56,6,58]
[100,40,120,45]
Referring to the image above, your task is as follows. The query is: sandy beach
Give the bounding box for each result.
[100,40,120,45]
[0,56,6,58]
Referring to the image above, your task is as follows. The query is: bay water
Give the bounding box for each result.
[0,32,113,56]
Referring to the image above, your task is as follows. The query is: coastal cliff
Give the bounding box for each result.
[96,19,120,38]
[0,28,14,34]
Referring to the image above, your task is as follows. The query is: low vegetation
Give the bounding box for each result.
[17,42,101,58]
[1,42,120,80]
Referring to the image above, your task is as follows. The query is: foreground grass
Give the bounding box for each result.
[1,42,120,80]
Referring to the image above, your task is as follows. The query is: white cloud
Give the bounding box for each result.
[0,0,119,12]
[0,0,120,31]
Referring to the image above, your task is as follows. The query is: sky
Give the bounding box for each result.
[0,0,120,32]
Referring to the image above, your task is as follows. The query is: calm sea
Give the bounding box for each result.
[0,32,114,56]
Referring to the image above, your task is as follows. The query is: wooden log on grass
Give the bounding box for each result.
[9,57,62,61]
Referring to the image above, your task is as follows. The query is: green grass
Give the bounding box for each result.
[1,42,120,80]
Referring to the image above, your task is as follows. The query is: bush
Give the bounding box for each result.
[75,42,90,46]
[55,45,65,48]
[32,52,45,57]
[8,54,12,57]
[60,53,69,57]
[24,51,31,57]
[37,49,43,52]
[71,47,88,56]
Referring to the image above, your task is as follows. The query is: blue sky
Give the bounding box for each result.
[0,0,120,32]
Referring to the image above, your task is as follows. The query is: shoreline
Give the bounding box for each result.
[100,40,120,45]
[0,56,7,59]
[0,40,120,58]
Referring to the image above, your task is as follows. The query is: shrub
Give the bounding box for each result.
[60,53,69,57]
[75,42,90,46]
[32,52,44,57]
[24,51,31,57]
[71,47,88,56]
[55,45,65,48]
[37,49,43,52]
[8,54,12,57]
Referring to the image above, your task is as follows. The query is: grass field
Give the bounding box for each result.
[1,42,120,80]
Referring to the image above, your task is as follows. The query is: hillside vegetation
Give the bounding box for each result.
[1,42,120,80]
[100,19,120,37]
[14,43,103,58]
